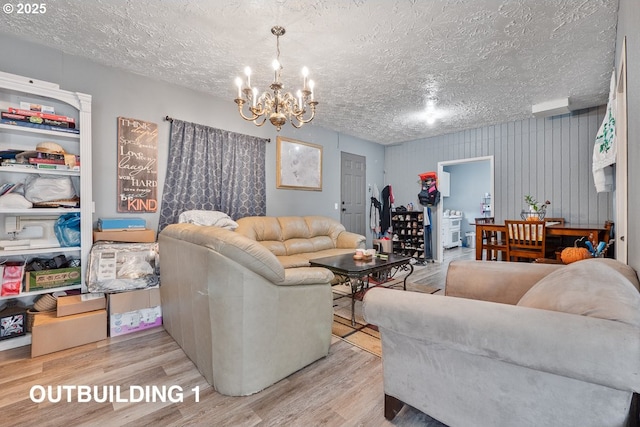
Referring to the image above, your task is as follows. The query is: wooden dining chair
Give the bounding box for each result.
[474,217,505,260]
[505,220,546,262]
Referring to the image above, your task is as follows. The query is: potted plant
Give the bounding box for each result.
[522,195,550,220]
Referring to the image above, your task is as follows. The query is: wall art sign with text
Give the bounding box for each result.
[117,117,158,212]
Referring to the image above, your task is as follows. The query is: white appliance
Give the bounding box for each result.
[442,215,462,249]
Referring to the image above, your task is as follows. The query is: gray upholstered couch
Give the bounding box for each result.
[363,258,640,427]
[159,215,364,396]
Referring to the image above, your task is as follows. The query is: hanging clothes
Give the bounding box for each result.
[381,185,394,235]
[423,206,433,261]
[370,183,381,236]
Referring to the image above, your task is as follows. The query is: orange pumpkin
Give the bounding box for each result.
[560,247,592,264]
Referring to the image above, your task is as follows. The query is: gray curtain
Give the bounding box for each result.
[158,119,267,232]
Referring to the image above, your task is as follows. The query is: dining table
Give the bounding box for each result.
[474,222,610,261]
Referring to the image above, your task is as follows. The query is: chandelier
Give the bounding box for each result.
[234,26,317,131]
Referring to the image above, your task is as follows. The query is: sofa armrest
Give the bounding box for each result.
[336,231,366,249]
[445,260,563,305]
[160,223,285,283]
[364,287,640,393]
[280,267,334,286]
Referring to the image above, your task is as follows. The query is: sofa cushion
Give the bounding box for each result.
[304,215,345,242]
[236,216,283,242]
[278,216,312,240]
[589,257,640,291]
[517,258,640,327]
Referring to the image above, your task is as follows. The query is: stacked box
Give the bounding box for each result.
[93,229,156,243]
[0,305,26,340]
[107,287,162,337]
[56,293,106,317]
[97,217,146,231]
[31,310,107,357]
[26,267,82,292]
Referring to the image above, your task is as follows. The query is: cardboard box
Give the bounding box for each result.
[373,238,392,253]
[93,229,156,243]
[108,287,162,336]
[0,305,27,340]
[108,287,160,313]
[109,306,162,337]
[57,293,106,317]
[31,309,107,357]
[97,217,146,231]
[26,267,82,292]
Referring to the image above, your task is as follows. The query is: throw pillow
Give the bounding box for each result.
[517,258,640,327]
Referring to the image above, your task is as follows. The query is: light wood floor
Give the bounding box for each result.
[0,248,472,427]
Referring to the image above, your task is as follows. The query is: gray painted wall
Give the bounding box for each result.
[385,108,612,228]
[617,0,640,272]
[0,34,385,245]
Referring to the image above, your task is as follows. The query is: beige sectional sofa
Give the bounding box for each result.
[159,215,365,396]
[364,258,640,427]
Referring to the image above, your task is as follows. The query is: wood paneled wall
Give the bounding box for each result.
[385,106,613,225]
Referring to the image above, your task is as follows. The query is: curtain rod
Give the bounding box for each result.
[163,115,270,142]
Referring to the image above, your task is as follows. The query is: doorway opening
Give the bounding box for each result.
[435,156,494,263]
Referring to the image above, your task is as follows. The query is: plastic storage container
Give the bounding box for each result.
[465,232,476,248]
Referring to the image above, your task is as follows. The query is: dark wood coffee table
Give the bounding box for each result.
[309,253,414,326]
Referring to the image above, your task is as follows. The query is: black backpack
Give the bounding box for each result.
[418,181,440,207]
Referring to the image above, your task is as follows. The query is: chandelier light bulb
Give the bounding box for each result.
[235,77,243,98]
[302,66,309,89]
[244,66,252,87]
[308,79,315,100]
[272,59,280,71]
[252,87,258,107]
[297,89,302,107]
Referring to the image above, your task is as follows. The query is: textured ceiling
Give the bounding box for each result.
[0,0,619,144]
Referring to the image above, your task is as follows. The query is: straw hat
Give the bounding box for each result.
[33,293,57,312]
[15,141,66,162]
[36,141,66,154]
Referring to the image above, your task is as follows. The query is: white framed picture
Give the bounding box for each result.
[276,137,323,191]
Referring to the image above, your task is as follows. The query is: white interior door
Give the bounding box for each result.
[615,37,628,263]
[340,152,366,236]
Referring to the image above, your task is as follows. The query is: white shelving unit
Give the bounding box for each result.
[0,71,91,351]
[481,194,492,217]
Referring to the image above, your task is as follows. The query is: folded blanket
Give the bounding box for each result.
[178,210,239,230]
